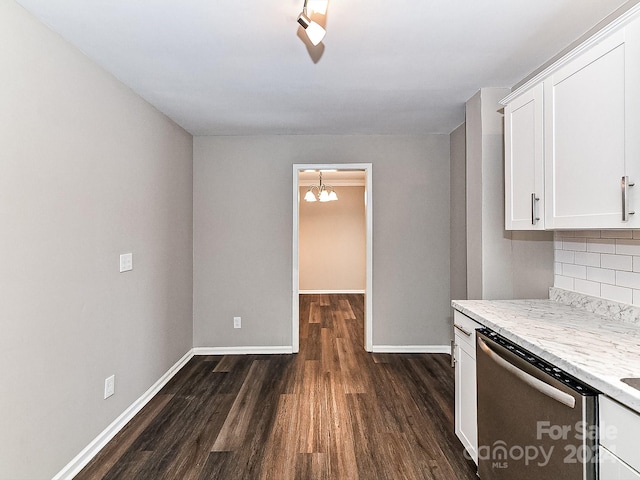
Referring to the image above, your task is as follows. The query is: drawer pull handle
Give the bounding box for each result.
[454,324,472,337]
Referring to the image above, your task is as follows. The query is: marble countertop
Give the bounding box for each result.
[452,295,640,414]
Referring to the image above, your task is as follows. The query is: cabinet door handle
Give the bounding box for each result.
[531,193,540,225]
[622,176,636,222]
[454,323,472,336]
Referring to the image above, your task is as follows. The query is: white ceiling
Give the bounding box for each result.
[15,0,632,136]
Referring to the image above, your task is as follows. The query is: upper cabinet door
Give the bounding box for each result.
[544,17,640,229]
[505,84,544,230]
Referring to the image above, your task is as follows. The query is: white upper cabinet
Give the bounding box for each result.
[544,16,640,229]
[505,84,544,230]
[502,8,640,230]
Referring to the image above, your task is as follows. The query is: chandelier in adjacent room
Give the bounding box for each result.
[303,171,338,202]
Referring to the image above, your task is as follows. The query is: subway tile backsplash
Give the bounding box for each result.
[555,230,640,306]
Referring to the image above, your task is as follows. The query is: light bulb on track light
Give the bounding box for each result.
[306,0,328,15]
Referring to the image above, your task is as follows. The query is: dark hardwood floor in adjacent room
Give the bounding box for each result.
[76,294,477,479]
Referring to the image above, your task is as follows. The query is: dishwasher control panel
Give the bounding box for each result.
[477,328,599,396]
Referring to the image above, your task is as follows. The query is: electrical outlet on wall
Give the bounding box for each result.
[233,316,241,329]
[104,375,115,399]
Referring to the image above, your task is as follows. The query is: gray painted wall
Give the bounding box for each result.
[1,3,193,478]
[479,88,515,300]
[465,92,484,300]
[193,135,451,349]
[512,231,555,298]
[450,123,467,303]
[465,88,553,301]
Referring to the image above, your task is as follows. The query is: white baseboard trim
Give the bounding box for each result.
[372,345,452,354]
[193,346,294,355]
[53,349,195,480]
[299,290,365,294]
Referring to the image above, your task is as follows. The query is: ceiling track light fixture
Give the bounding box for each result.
[304,172,338,202]
[297,0,328,46]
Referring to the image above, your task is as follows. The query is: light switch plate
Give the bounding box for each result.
[119,253,133,273]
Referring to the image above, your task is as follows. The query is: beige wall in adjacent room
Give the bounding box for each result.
[193,134,451,349]
[1,3,193,478]
[299,185,366,292]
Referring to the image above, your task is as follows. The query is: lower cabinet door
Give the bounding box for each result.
[454,336,477,464]
[599,445,640,480]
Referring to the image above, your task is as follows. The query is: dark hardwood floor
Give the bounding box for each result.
[76,294,477,479]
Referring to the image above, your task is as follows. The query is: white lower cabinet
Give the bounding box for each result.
[599,395,640,479]
[453,311,482,465]
[600,446,640,479]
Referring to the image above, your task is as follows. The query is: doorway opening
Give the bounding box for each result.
[292,163,373,353]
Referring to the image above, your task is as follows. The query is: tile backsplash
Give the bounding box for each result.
[555,230,640,305]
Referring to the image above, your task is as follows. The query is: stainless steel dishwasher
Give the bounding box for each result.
[475,328,598,480]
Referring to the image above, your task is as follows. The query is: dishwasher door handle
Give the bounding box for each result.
[477,337,576,409]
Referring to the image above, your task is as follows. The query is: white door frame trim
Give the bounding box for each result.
[292,163,373,353]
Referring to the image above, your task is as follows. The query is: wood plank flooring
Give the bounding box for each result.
[76,294,477,479]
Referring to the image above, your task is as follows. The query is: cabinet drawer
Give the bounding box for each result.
[453,311,482,348]
[599,445,640,480]
[600,395,640,473]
